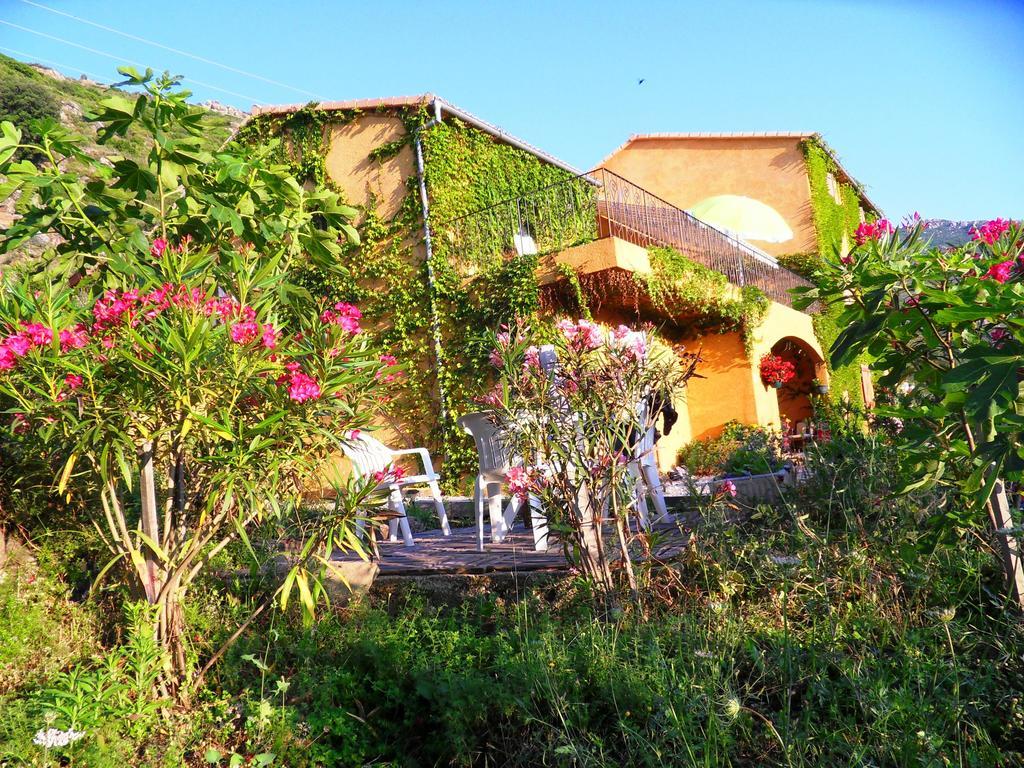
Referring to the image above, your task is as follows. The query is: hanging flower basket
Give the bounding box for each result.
[760,353,796,389]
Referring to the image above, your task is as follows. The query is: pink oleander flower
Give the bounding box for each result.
[5,333,32,357]
[720,480,737,498]
[287,372,321,403]
[971,218,1010,245]
[489,348,504,368]
[475,384,504,408]
[229,319,260,345]
[506,465,533,502]
[12,412,29,434]
[59,324,89,352]
[523,345,541,372]
[150,238,168,258]
[64,373,84,390]
[900,212,926,230]
[990,328,1011,346]
[22,323,53,346]
[0,344,14,370]
[321,302,362,334]
[557,318,603,351]
[372,464,407,485]
[611,325,647,361]
[100,336,116,350]
[380,353,398,367]
[854,218,894,245]
[261,324,278,350]
[983,260,1014,284]
[840,254,854,266]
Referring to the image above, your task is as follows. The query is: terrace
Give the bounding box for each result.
[439,167,815,311]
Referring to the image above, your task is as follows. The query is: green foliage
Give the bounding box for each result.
[642,246,769,354]
[802,138,865,258]
[798,138,873,407]
[234,103,334,187]
[0,548,100,696]
[795,220,1024,541]
[0,68,388,690]
[4,439,1024,766]
[676,421,784,477]
[0,71,59,158]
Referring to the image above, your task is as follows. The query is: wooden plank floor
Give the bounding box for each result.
[331,518,693,576]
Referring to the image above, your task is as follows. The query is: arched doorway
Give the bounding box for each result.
[769,337,826,433]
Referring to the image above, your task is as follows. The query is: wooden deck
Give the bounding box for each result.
[330,518,693,577]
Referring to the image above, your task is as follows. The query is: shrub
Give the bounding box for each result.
[676,421,784,477]
[0,68,391,695]
[795,216,1024,603]
[0,72,58,157]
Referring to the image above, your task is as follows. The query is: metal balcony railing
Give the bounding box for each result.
[439,167,815,310]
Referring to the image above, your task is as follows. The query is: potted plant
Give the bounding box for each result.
[759,353,796,389]
[811,378,830,395]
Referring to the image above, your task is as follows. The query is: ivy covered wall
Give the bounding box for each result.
[237,106,578,486]
[781,137,875,407]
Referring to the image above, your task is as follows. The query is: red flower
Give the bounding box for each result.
[229,320,260,345]
[5,333,32,357]
[64,373,84,390]
[287,372,321,403]
[854,218,894,245]
[261,324,278,350]
[150,238,168,259]
[971,218,1010,245]
[59,325,89,352]
[983,260,1014,283]
[759,353,796,387]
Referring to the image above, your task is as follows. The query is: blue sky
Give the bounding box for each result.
[1,0,1021,220]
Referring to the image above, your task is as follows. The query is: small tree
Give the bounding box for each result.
[795,216,1024,606]
[0,69,394,694]
[485,320,698,603]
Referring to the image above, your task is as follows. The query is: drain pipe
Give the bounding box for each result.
[413,98,452,426]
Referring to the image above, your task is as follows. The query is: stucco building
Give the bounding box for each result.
[241,98,852,476]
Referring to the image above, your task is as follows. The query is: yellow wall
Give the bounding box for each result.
[600,137,817,257]
[546,236,826,467]
[323,114,416,220]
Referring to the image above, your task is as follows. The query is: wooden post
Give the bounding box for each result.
[991,480,1024,610]
[139,441,162,603]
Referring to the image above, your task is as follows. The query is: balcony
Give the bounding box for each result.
[438,168,815,311]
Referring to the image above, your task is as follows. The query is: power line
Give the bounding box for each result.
[20,0,323,101]
[0,44,112,84]
[0,19,263,104]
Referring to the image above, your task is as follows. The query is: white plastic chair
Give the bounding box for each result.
[457,411,548,552]
[341,432,451,547]
[629,403,669,528]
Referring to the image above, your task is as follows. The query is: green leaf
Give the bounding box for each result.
[204,747,223,764]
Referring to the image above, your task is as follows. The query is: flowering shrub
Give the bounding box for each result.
[485,320,699,600]
[794,216,1024,603]
[759,353,796,387]
[0,69,393,692]
[853,218,894,246]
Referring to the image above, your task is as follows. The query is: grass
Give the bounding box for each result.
[2,492,1023,766]
[1,413,1022,766]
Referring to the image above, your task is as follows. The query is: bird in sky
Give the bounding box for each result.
[638,78,646,85]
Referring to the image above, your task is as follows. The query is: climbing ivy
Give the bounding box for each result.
[423,118,581,482]
[790,137,875,406]
[234,103,338,187]
[641,246,769,354]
